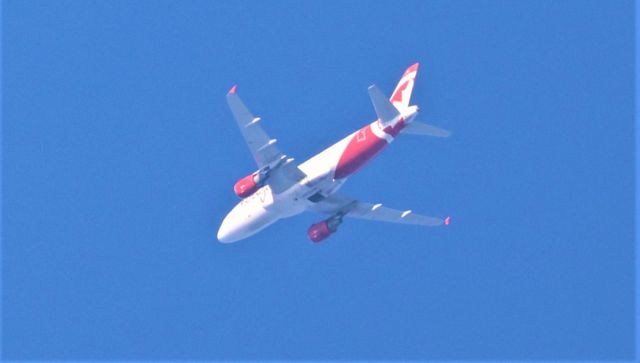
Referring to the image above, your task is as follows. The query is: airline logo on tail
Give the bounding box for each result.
[390,62,419,110]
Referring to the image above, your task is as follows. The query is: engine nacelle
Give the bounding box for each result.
[234,173,264,198]
[307,217,342,243]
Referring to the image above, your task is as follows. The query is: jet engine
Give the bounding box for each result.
[233,172,266,198]
[307,215,343,243]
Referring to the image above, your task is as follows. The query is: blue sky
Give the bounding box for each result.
[2,0,635,360]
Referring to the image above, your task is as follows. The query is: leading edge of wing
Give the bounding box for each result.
[226,85,283,168]
[310,193,450,227]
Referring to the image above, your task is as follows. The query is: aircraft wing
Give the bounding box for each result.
[310,193,449,226]
[226,85,283,168]
[225,86,306,192]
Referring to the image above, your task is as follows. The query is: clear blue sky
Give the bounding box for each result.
[3,0,635,360]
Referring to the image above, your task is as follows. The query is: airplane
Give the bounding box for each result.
[217,63,451,243]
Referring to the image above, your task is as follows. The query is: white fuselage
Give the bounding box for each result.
[216,129,353,243]
[217,107,418,243]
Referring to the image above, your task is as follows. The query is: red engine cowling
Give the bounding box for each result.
[307,221,333,243]
[234,174,260,198]
[307,217,342,243]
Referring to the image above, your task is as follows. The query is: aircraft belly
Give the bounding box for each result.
[298,132,354,180]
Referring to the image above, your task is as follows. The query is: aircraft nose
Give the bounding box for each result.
[217,222,234,243]
[217,216,242,243]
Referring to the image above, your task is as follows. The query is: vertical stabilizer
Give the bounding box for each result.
[389,63,419,110]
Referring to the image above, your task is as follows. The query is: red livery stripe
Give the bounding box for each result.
[334,124,388,179]
[403,62,419,76]
[383,119,406,137]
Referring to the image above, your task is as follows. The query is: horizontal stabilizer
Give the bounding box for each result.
[368,85,400,126]
[402,121,451,138]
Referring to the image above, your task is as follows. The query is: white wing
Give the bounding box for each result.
[225,86,305,193]
[226,86,283,168]
[310,193,449,226]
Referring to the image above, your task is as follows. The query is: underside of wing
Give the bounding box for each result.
[226,86,283,168]
[310,193,449,226]
[225,86,306,193]
[266,157,306,194]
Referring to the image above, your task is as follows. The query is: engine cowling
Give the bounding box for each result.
[307,221,333,243]
[307,217,342,243]
[234,174,261,198]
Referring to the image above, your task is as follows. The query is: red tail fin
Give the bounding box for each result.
[390,63,419,110]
